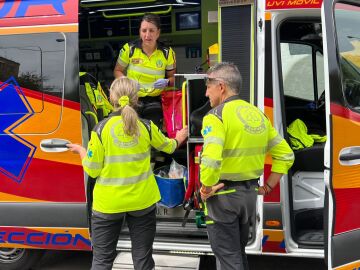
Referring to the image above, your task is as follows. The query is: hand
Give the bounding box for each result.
[200,183,225,201]
[175,126,188,146]
[257,186,267,196]
[257,183,273,196]
[258,173,282,195]
[153,78,169,89]
[66,143,87,159]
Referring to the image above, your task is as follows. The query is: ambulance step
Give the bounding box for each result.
[120,220,208,237]
[297,229,324,247]
[112,252,200,269]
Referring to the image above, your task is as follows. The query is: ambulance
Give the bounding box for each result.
[0,0,359,269]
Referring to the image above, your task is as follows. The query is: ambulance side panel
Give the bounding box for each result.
[0,0,90,251]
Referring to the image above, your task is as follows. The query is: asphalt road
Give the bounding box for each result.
[33,250,92,270]
[33,250,327,270]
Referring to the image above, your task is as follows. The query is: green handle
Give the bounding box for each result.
[85,111,99,124]
[81,0,155,8]
[102,6,172,19]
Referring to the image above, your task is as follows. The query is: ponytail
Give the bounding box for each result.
[110,77,140,138]
[121,104,139,137]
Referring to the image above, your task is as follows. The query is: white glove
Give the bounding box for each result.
[153,78,169,89]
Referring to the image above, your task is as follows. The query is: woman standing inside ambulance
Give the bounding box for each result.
[67,77,187,270]
[113,13,176,127]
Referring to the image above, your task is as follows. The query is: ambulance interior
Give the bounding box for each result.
[78,3,204,87]
[77,1,206,147]
[78,1,207,137]
[278,20,326,248]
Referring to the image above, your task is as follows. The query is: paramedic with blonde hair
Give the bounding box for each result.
[67,77,187,270]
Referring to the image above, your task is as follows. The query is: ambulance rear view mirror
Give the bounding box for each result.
[40,138,71,153]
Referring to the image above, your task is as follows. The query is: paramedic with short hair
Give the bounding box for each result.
[67,77,187,270]
[199,62,294,270]
[113,13,176,127]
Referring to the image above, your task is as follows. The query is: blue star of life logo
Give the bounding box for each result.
[87,149,93,158]
[0,77,36,183]
[202,126,212,136]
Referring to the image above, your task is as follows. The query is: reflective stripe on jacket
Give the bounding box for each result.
[117,41,176,97]
[82,115,177,214]
[200,96,294,187]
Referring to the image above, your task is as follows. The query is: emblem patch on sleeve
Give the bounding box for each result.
[202,126,212,136]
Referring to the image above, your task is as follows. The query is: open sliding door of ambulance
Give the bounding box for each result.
[322,1,360,269]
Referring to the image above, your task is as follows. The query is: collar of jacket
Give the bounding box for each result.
[132,39,167,51]
[222,95,241,104]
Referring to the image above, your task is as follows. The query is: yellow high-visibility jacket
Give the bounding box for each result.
[117,40,176,97]
[82,113,177,214]
[79,72,113,118]
[200,96,294,187]
[287,119,327,150]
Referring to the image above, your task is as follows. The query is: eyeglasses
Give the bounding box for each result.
[204,77,224,86]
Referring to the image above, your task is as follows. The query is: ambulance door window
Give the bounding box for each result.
[0,33,65,134]
[334,3,360,111]
[280,43,315,101]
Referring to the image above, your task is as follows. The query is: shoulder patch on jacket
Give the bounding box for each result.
[94,111,121,142]
[128,40,140,58]
[94,118,111,143]
[207,105,225,122]
[207,95,242,122]
[158,43,170,60]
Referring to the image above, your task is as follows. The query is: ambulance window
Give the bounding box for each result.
[334,3,360,110]
[280,43,315,101]
[0,33,65,114]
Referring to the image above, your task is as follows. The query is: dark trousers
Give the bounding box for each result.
[90,208,156,270]
[205,181,258,270]
[208,218,251,270]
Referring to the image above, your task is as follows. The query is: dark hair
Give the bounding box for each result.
[141,13,161,29]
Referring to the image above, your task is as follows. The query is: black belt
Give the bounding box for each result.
[220,178,259,189]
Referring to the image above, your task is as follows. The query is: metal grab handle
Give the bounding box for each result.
[339,153,360,161]
[339,146,360,166]
[40,139,71,153]
[41,143,69,149]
